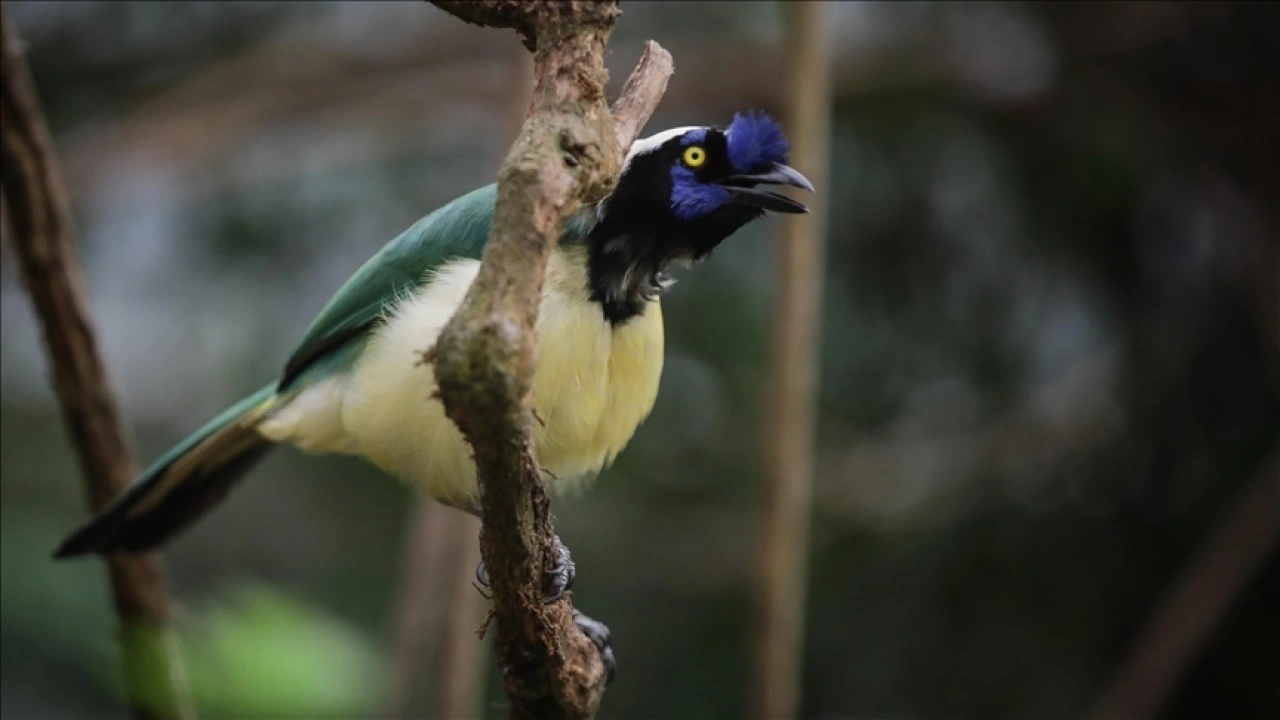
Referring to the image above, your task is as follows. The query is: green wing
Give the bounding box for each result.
[278,184,498,391]
[277,182,601,392]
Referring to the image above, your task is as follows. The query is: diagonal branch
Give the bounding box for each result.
[1092,448,1280,720]
[425,2,671,718]
[609,40,675,155]
[0,12,194,720]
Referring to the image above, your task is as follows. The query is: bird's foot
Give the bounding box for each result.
[574,609,616,685]
[473,533,576,605]
[541,534,576,603]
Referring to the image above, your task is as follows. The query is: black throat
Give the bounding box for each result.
[585,201,764,325]
[585,204,674,325]
[583,135,768,325]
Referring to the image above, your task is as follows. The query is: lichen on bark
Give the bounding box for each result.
[424,2,672,718]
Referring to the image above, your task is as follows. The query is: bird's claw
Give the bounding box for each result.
[541,535,576,604]
[574,609,616,685]
[472,539,610,683]
[472,534,576,605]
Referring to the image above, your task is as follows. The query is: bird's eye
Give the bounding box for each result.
[683,146,707,168]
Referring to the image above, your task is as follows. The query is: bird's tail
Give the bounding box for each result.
[54,383,281,558]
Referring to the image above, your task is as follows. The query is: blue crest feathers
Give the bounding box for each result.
[725,111,789,172]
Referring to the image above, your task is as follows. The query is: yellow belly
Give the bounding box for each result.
[268,247,664,509]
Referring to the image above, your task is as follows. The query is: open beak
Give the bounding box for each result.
[718,163,815,214]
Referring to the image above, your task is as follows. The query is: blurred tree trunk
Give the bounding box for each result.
[433,512,487,719]
[751,3,832,719]
[0,13,194,720]
[386,500,456,718]
[387,501,487,720]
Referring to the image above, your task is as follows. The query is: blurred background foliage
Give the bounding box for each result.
[2,2,1277,719]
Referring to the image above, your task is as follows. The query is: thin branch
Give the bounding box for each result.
[751,3,832,719]
[0,13,194,720]
[1092,448,1280,720]
[609,40,674,156]
[425,1,671,718]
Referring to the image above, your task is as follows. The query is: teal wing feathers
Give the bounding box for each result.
[276,182,601,392]
[54,182,604,558]
[278,184,498,390]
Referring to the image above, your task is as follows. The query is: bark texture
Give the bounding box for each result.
[425,3,672,718]
[0,12,194,720]
[751,3,832,719]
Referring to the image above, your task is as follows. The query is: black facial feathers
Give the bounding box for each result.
[585,129,764,325]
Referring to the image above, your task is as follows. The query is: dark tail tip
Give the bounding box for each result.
[52,516,122,559]
[52,441,275,561]
[52,538,91,559]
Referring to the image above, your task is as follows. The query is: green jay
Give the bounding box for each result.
[55,111,813,673]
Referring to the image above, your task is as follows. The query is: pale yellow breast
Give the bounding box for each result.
[323,247,664,508]
[530,248,665,491]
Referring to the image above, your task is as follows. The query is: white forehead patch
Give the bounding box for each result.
[621,126,702,173]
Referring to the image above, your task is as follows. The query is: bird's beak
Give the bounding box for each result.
[718,163,815,214]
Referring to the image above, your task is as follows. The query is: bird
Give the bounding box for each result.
[53,111,813,671]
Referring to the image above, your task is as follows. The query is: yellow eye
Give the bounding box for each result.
[683,146,707,168]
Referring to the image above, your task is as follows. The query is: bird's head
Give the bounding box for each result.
[587,111,814,323]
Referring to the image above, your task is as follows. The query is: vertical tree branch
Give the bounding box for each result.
[424,3,672,718]
[750,3,832,718]
[0,13,194,720]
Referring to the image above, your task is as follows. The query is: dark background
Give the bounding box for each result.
[2,2,1277,719]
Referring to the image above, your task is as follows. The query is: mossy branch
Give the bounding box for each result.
[425,2,672,718]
